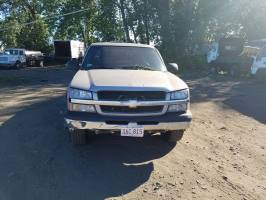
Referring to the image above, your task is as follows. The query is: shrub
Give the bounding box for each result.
[175,55,208,72]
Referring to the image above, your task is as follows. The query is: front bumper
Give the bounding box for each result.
[65,111,192,131]
[0,63,15,67]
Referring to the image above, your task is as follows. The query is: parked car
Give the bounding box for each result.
[0,48,44,68]
[208,38,257,76]
[251,46,266,80]
[64,42,192,145]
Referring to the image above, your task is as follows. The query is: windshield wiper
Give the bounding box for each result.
[122,65,154,71]
[86,66,117,70]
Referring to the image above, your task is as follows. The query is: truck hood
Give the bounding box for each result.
[70,69,188,92]
[0,54,18,61]
[0,54,16,58]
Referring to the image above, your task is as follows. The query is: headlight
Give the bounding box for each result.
[170,89,189,100]
[69,88,93,100]
[168,104,187,112]
[71,104,96,113]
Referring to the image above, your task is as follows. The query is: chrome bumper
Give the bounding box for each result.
[65,110,192,131]
[65,119,191,131]
[0,63,14,67]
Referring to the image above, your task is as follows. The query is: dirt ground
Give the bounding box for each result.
[0,67,265,200]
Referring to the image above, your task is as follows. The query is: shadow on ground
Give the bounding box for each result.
[0,96,175,200]
[188,75,266,124]
[223,80,266,124]
[0,67,75,89]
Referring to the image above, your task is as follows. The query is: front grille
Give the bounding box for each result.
[105,121,159,125]
[100,105,164,114]
[97,91,166,101]
[0,57,8,62]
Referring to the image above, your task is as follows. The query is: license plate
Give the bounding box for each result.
[121,127,144,138]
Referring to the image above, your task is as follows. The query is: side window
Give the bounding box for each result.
[92,47,102,66]
[82,46,102,68]
[19,51,24,55]
[14,50,19,55]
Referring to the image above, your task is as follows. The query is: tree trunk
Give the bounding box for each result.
[118,0,130,42]
[130,24,138,43]
[143,0,150,44]
[154,0,171,59]
[24,2,37,19]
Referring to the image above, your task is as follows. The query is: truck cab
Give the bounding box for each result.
[0,48,44,68]
[207,38,255,76]
[0,48,26,68]
[251,46,266,78]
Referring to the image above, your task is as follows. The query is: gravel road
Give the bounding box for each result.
[0,67,265,200]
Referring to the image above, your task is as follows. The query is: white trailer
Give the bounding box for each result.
[54,40,85,60]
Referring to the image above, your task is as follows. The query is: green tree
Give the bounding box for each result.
[0,0,50,51]
[95,0,124,41]
[17,17,50,52]
[0,18,20,48]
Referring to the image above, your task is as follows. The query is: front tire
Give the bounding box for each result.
[14,61,22,69]
[162,130,185,143]
[209,64,219,75]
[230,66,240,77]
[69,130,87,145]
[37,60,44,67]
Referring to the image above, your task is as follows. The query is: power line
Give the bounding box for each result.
[0,7,90,32]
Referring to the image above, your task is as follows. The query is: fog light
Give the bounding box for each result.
[72,104,96,113]
[168,104,187,112]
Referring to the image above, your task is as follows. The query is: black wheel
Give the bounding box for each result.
[209,64,219,75]
[162,130,185,143]
[37,60,44,67]
[69,130,87,145]
[229,66,240,77]
[210,67,216,74]
[14,61,22,69]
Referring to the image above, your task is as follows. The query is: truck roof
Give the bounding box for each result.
[6,48,25,51]
[91,42,154,48]
[54,40,84,43]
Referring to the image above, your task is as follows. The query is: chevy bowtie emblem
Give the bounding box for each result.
[128,100,138,108]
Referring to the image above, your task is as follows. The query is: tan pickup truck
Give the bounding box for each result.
[65,43,192,145]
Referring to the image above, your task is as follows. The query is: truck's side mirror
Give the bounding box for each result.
[66,59,80,70]
[167,63,179,74]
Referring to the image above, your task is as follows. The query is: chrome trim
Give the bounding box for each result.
[65,119,191,131]
[95,90,168,116]
[70,99,188,117]
[70,91,189,116]
[96,105,168,117]
[70,99,189,106]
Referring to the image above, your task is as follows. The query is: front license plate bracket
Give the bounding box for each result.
[121,127,144,138]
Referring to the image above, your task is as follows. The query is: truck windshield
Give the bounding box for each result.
[4,50,19,55]
[82,46,166,71]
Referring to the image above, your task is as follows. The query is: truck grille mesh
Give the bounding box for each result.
[100,106,164,114]
[97,91,166,101]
